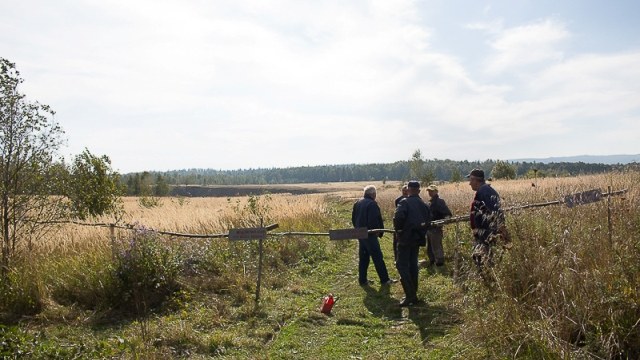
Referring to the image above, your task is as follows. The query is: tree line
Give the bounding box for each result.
[121,156,620,196]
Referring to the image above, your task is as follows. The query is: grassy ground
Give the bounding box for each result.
[215,197,466,359]
[263,240,461,359]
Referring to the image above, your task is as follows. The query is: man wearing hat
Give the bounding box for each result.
[466,169,504,268]
[422,184,452,268]
[393,180,431,306]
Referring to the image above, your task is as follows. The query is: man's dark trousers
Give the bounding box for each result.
[396,242,419,301]
[358,237,390,285]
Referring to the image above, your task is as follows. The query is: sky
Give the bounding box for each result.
[1,0,639,173]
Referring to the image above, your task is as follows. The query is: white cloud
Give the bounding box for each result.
[484,19,570,75]
[466,19,504,34]
[519,52,640,129]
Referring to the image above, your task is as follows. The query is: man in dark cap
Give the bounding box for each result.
[466,169,505,268]
[393,181,431,306]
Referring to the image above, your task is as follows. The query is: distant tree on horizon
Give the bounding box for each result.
[492,160,517,180]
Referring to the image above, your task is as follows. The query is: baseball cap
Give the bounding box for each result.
[465,169,485,179]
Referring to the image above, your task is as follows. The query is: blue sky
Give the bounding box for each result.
[1,0,639,173]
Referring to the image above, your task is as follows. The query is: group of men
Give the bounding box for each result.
[351,168,504,307]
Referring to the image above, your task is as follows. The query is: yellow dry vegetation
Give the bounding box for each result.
[41,194,330,253]
[40,172,636,254]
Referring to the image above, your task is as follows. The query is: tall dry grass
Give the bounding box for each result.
[2,192,339,318]
[436,172,639,359]
[31,193,330,255]
[23,174,632,256]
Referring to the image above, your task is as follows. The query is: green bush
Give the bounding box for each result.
[113,226,182,314]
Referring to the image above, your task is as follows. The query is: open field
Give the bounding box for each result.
[1,171,639,359]
[168,181,384,197]
[122,172,636,234]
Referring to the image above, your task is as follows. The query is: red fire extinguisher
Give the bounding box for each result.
[320,293,335,314]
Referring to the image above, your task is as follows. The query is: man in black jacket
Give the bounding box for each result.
[393,181,431,306]
[352,185,395,286]
[393,184,409,261]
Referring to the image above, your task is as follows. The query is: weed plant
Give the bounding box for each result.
[112,225,182,314]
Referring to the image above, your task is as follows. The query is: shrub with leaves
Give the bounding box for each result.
[0,325,126,358]
[67,148,124,220]
[138,195,163,209]
[114,225,181,314]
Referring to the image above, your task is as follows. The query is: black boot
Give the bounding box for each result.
[399,279,417,307]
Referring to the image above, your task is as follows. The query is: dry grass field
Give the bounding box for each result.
[42,173,634,254]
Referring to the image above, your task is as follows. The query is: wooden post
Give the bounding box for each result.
[607,185,613,247]
[229,223,272,305]
[255,218,264,304]
[533,168,538,200]
[109,224,116,258]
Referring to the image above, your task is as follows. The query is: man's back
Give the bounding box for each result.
[352,196,383,234]
[394,195,431,245]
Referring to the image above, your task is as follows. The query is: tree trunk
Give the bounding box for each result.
[1,192,10,279]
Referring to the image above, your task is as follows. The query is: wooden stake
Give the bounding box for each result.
[255,218,264,304]
[607,185,613,247]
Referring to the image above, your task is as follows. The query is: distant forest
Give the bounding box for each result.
[120,159,629,196]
